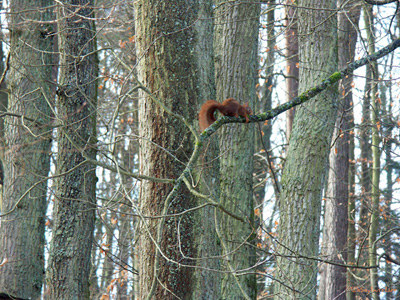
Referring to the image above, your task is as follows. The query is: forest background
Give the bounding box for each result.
[0,0,399,299]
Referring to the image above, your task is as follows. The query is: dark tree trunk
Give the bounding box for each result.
[46,1,98,298]
[318,2,360,299]
[134,1,199,298]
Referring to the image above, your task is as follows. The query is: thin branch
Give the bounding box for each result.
[364,0,398,5]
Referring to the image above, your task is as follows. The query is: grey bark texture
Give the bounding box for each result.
[0,0,55,298]
[214,1,260,299]
[192,0,221,299]
[274,0,338,298]
[46,0,98,298]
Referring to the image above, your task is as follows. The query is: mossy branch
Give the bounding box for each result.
[200,37,400,136]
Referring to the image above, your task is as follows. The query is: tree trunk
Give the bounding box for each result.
[285,0,299,139]
[0,1,55,298]
[318,2,360,299]
[357,6,373,293]
[134,1,199,298]
[382,83,394,299]
[364,5,381,298]
[0,0,7,163]
[214,1,260,299]
[46,1,98,298]
[274,0,338,298]
[192,0,221,298]
[348,109,357,300]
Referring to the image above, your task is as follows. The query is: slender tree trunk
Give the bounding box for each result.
[0,0,7,162]
[117,136,135,299]
[344,7,361,299]
[318,2,360,299]
[260,0,275,153]
[0,1,55,298]
[347,109,357,300]
[46,1,98,298]
[134,1,199,298]
[274,0,338,298]
[357,7,373,292]
[364,5,381,297]
[380,82,395,299]
[285,0,299,139]
[382,83,394,299]
[256,2,276,295]
[214,1,260,299]
[345,11,362,298]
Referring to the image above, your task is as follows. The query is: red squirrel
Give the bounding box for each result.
[198,98,252,131]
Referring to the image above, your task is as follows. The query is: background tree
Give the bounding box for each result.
[285,0,299,138]
[318,1,361,299]
[0,1,55,298]
[46,0,98,298]
[274,0,338,298]
[191,0,221,298]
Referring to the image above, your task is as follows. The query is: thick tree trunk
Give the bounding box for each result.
[46,1,98,298]
[134,1,199,298]
[274,0,338,298]
[214,1,260,299]
[318,2,360,299]
[0,1,55,298]
[192,0,221,299]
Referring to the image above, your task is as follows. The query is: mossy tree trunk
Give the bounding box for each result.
[274,0,338,298]
[46,0,98,298]
[214,1,260,299]
[0,1,55,298]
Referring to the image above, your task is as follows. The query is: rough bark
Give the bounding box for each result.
[0,1,55,298]
[214,1,260,299]
[46,1,98,298]
[0,0,7,162]
[192,0,221,299]
[285,0,299,139]
[274,0,338,298]
[382,84,394,299]
[135,1,198,298]
[318,2,360,299]
[348,108,357,300]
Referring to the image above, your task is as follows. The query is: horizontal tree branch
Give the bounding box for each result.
[364,0,398,5]
[203,37,400,133]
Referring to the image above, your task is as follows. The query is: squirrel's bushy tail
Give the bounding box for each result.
[198,100,221,131]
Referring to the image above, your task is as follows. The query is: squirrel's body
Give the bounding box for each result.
[198,98,252,131]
